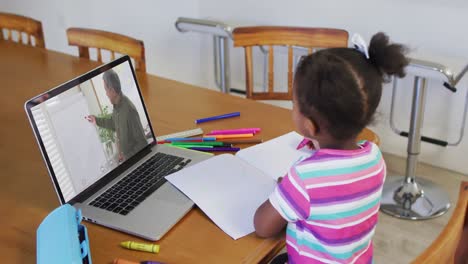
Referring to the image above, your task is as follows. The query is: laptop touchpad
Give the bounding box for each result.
[152,183,192,206]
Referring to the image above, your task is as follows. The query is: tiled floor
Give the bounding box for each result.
[270,152,468,263]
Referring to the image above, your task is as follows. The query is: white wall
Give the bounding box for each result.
[197,0,468,175]
[0,0,204,86]
[2,0,468,175]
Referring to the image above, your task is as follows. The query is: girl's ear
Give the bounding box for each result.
[304,117,318,137]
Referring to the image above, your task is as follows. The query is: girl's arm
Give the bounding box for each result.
[254,199,287,238]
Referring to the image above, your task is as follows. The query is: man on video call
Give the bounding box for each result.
[86,69,147,162]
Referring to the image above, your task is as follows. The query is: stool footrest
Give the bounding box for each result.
[399,131,448,147]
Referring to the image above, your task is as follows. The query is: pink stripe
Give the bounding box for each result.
[300,145,373,166]
[208,128,261,135]
[319,141,372,155]
[309,203,381,226]
[286,235,373,263]
[310,187,382,206]
[308,170,385,199]
[286,246,326,264]
[301,214,379,241]
[352,242,373,264]
[303,158,385,186]
[286,235,343,263]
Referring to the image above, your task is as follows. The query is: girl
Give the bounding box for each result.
[254,32,408,264]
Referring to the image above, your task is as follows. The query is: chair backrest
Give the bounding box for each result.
[66,28,146,72]
[233,26,348,100]
[0,12,45,48]
[412,181,468,264]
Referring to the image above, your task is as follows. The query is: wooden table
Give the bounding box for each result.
[0,40,376,263]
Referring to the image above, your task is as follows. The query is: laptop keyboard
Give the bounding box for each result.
[89,152,191,215]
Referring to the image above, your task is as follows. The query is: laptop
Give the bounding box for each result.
[25,56,210,240]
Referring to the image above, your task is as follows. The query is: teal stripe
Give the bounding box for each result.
[308,196,380,220]
[299,151,382,179]
[287,228,370,259]
[275,196,296,220]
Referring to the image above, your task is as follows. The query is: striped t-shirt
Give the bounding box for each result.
[269,141,386,264]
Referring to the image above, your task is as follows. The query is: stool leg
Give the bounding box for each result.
[380,77,451,220]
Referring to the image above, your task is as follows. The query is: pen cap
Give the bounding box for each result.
[113,258,139,264]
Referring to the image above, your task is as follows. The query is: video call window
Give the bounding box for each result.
[31,62,153,202]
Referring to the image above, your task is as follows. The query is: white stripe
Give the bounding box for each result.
[305,162,384,188]
[306,207,380,229]
[310,188,382,214]
[289,223,376,253]
[269,189,297,221]
[296,144,379,173]
[289,169,309,200]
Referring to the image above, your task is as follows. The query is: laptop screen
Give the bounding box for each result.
[26,57,155,202]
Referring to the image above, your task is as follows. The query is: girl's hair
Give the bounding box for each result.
[294,32,409,140]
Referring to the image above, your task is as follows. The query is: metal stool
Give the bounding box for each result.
[381,58,468,220]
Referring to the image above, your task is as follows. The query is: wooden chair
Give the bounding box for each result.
[233,26,380,145]
[412,181,468,264]
[66,28,146,72]
[232,26,348,100]
[0,12,45,48]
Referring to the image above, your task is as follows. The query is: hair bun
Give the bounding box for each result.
[368,32,409,78]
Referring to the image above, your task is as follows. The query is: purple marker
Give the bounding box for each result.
[195,112,240,124]
[188,147,240,152]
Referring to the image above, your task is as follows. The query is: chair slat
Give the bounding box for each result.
[97,48,102,62]
[268,45,274,94]
[111,51,115,61]
[78,46,90,59]
[245,46,254,99]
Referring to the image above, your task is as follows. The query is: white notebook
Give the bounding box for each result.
[166,131,314,239]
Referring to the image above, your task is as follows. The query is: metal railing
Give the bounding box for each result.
[175,17,233,93]
[175,17,310,95]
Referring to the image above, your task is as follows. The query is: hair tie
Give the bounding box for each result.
[351,33,369,59]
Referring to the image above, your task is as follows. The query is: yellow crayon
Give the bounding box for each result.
[120,241,160,254]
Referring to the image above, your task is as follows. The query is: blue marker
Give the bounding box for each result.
[195,112,240,124]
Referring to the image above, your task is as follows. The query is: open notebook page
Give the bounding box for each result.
[166,154,276,239]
